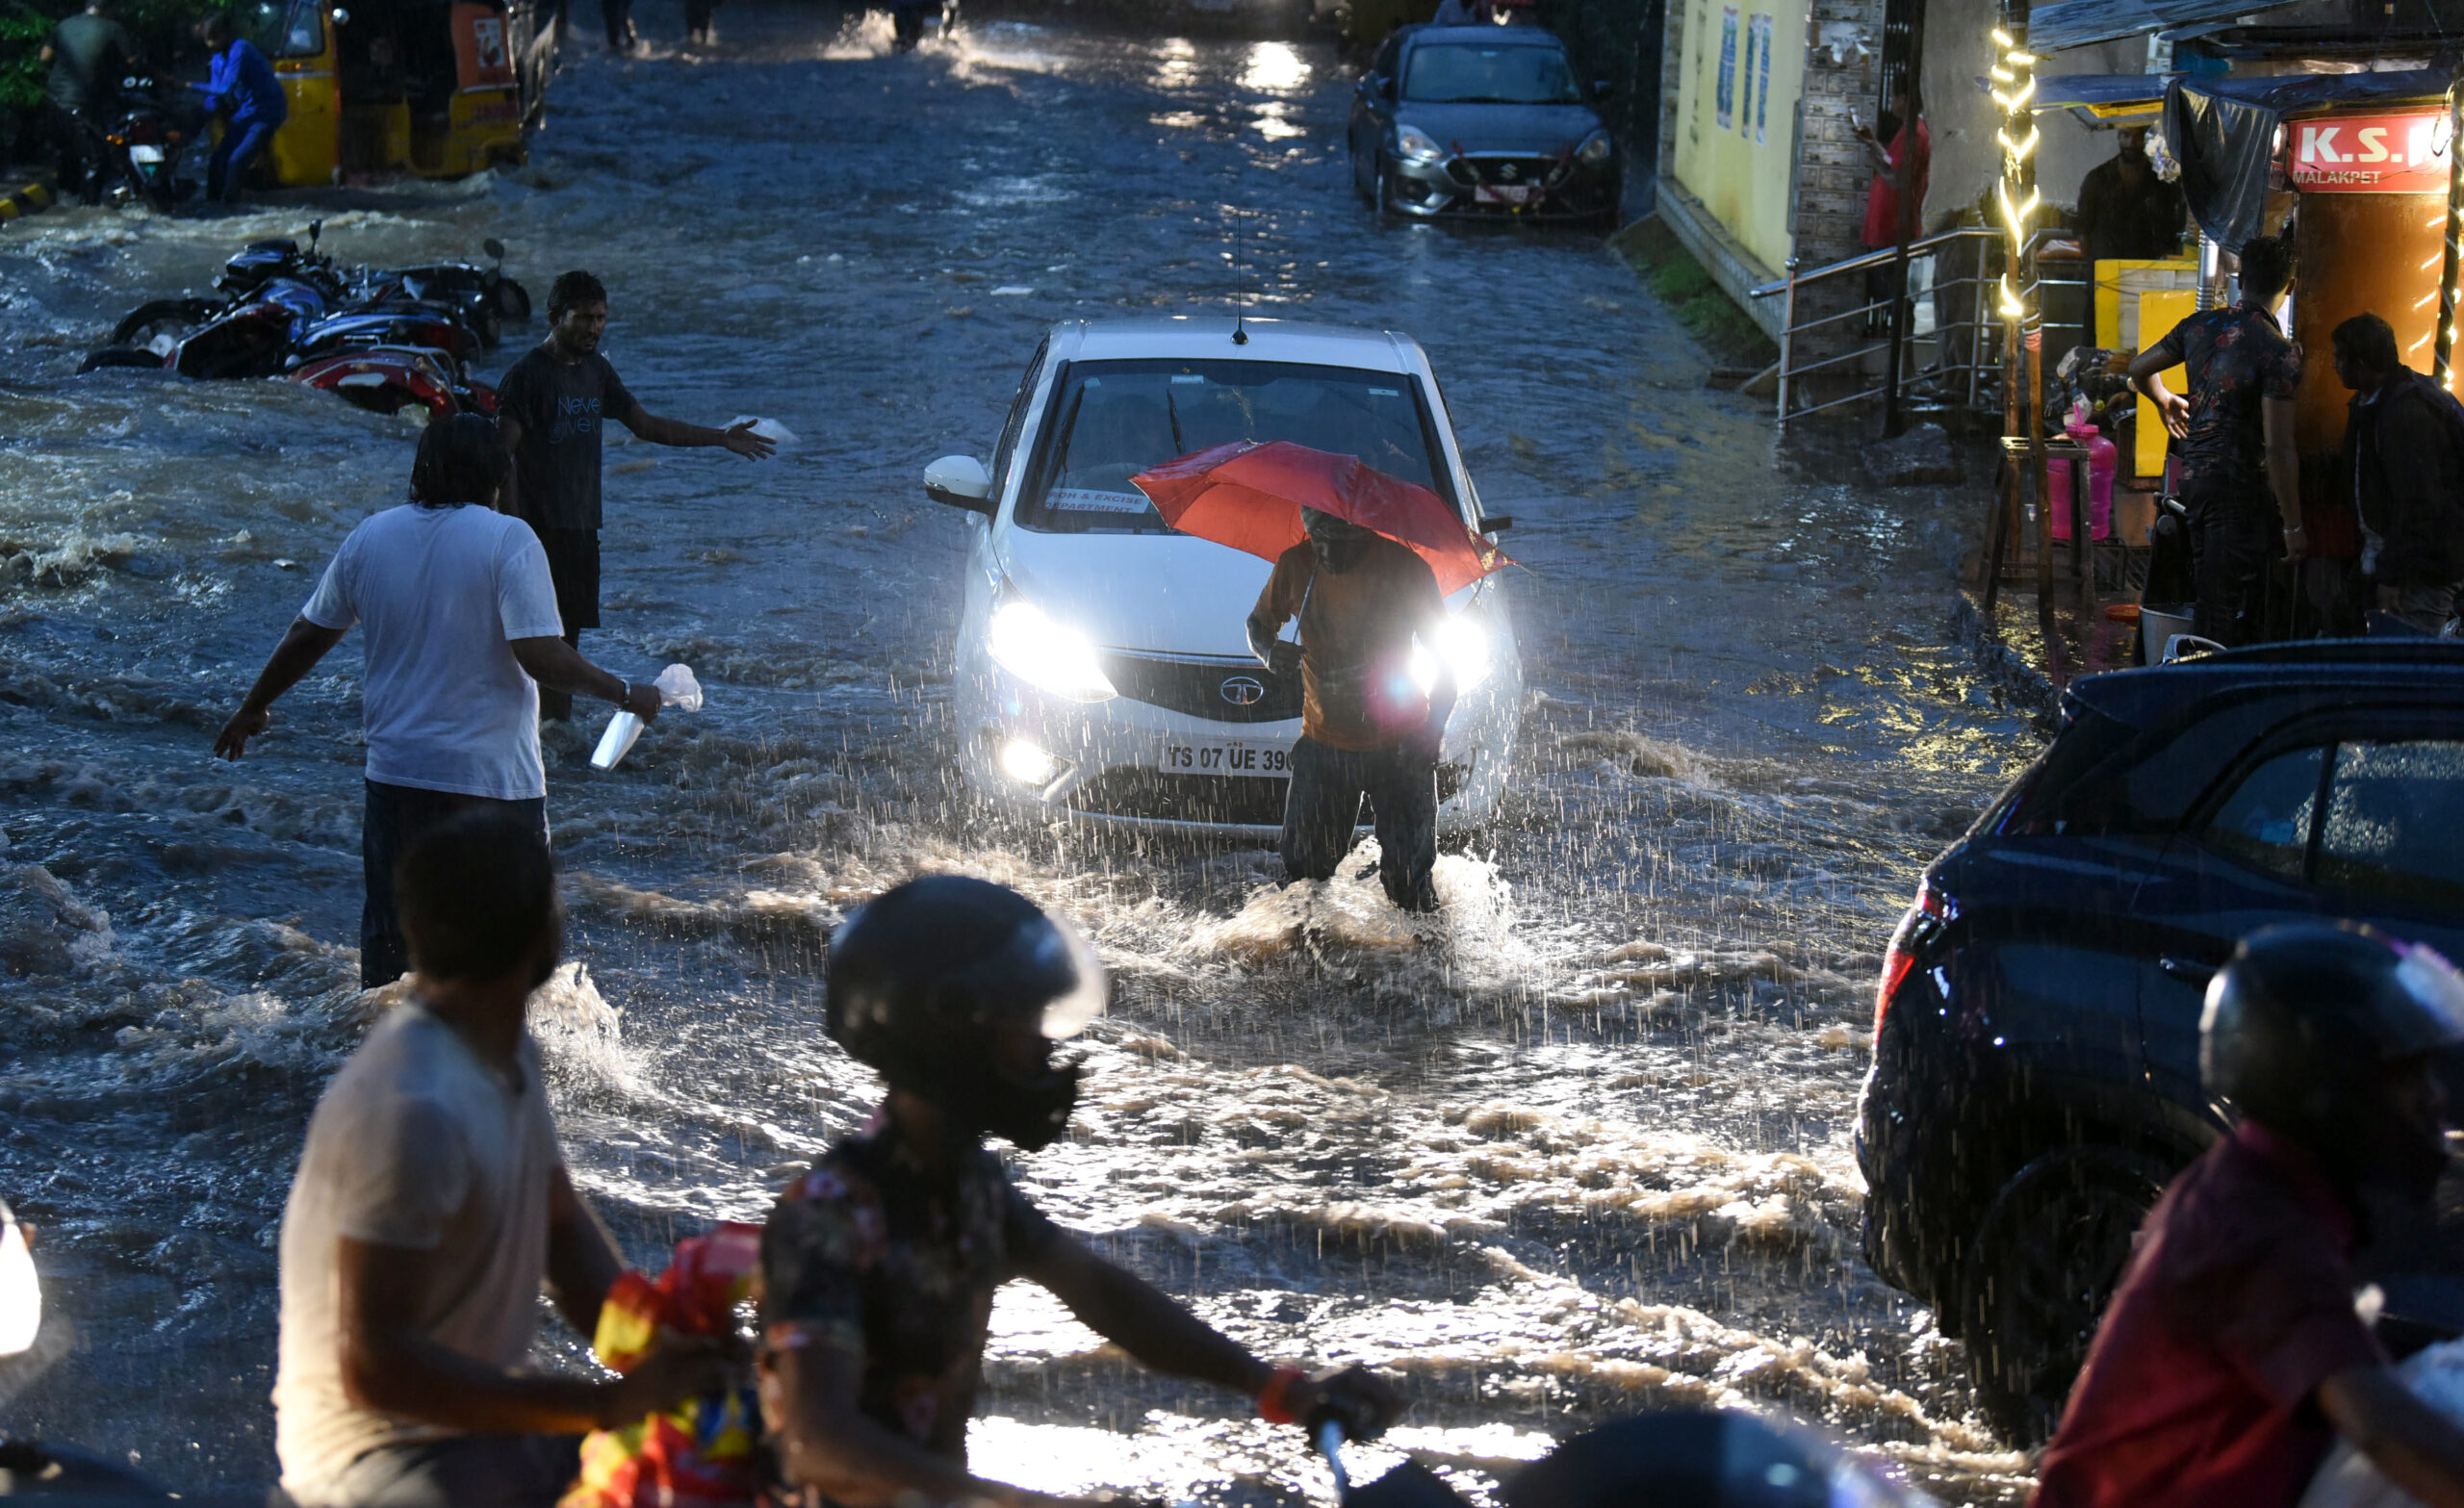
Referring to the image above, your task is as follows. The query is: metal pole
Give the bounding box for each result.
[2438,80,2462,390]
[1778,255,1800,425]
[1882,17,1926,439]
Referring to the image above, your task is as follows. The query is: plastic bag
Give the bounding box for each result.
[590,663,703,771]
[560,1223,763,1508]
[2297,1337,2464,1508]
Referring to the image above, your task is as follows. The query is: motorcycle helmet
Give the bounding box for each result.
[827,876,1105,1152]
[2201,922,2464,1195]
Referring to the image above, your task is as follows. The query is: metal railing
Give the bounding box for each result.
[1749,227,2046,427]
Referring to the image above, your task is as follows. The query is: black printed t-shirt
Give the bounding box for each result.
[495,346,635,533]
[756,1123,1062,1470]
[2144,300,2301,490]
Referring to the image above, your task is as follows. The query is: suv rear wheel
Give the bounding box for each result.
[1959,1144,2169,1446]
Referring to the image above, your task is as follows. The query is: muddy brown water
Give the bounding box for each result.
[0,10,2040,1500]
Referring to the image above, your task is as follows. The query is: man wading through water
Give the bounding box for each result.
[1245,507,1454,913]
[214,415,662,989]
[757,876,1402,1506]
[496,270,775,721]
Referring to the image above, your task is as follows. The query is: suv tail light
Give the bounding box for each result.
[1875,882,1953,1040]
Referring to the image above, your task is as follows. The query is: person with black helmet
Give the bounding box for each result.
[757,875,1403,1507]
[2033,922,2464,1508]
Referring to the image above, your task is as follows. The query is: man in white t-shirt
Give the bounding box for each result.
[272,810,727,1507]
[213,414,663,987]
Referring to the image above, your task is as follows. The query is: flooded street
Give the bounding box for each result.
[0,9,2040,1500]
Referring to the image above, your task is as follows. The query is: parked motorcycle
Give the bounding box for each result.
[80,224,518,419]
[91,74,194,214]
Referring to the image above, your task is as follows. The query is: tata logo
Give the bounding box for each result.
[1219,676,1266,706]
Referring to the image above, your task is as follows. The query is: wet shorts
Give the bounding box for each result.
[540,527,601,632]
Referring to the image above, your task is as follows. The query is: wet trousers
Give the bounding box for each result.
[1280,736,1438,912]
[601,0,634,47]
[2183,475,2278,648]
[206,117,276,203]
[361,780,548,988]
[310,1432,581,1507]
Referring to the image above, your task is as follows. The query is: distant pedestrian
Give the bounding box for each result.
[38,0,137,206]
[1855,85,1928,253]
[602,0,636,52]
[495,270,776,721]
[1430,0,1496,25]
[1245,508,1453,913]
[194,12,287,204]
[682,0,717,45]
[2128,234,2304,647]
[213,414,662,988]
[2332,312,2464,636]
[272,810,730,1508]
[2076,125,2186,267]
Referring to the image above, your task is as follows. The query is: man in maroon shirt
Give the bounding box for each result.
[2032,923,2464,1508]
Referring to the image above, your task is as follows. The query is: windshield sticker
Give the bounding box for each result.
[1047,488,1155,514]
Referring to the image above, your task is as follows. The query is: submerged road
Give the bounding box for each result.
[0,10,2038,1500]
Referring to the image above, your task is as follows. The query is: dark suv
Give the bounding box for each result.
[1857,640,2464,1444]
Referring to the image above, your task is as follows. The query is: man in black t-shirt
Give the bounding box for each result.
[2075,126,2185,267]
[496,270,775,720]
[2127,235,2304,647]
[39,0,137,205]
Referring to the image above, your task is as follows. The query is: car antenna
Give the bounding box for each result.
[1232,205,1248,345]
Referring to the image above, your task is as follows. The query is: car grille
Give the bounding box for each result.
[1069,770,1291,827]
[1100,652,1302,725]
[1446,154,1567,189]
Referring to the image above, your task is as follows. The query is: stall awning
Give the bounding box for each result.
[2031,73,2178,122]
[2165,69,2450,250]
[2025,0,2307,54]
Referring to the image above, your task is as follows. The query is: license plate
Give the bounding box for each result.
[127,144,164,164]
[1164,739,1289,778]
[1476,182,1541,206]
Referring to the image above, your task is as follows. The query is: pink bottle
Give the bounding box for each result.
[2047,422,2116,542]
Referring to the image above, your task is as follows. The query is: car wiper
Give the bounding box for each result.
[1166,389,1187,453]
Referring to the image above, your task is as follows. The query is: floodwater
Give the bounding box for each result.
[0,8,2040,1502]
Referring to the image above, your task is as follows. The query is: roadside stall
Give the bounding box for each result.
[231,0,549,185]
[2165,66,2458,635]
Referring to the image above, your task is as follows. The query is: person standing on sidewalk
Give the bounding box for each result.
[495,270,775,721]
[1245,508,1454,914]
[2332,312,2464,636]
[213,414,662,989]
[2129,234,2304,647]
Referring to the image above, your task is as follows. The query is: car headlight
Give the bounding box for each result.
[1395,124,1444,165]
[1408,611,1495,696]
[988,601,1116,703]
[1577,129,1613,167]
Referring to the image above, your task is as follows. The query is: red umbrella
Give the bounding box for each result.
[1132,440,1510,596]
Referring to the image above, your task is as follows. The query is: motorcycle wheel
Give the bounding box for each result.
[110,297,218,350]
[79,345,172,373]
[495,277,531,320]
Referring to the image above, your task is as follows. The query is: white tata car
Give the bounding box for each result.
[924,317,1523,835]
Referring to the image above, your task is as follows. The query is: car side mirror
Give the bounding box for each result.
[1377,74,1397,101]
[1592,78,1614,97]
[925,454,994,514]
[1481,514,1514,532]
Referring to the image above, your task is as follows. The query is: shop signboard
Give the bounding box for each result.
[2289,113,2451,192]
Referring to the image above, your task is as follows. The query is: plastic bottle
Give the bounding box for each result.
[590,664,704,771]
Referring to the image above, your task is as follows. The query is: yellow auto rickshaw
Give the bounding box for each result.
[231,0,550,184]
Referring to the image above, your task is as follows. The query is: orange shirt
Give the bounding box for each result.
[1246,537,1445,752]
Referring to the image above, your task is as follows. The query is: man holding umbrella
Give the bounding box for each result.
[1246,507,1454,913]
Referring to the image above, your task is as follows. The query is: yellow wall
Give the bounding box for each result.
[1670,0,1809,274]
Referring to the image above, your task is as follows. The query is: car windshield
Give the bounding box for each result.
[1015,358,1452,535]
[1402,42,1578,105]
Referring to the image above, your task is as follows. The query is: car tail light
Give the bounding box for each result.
[1875,882,1953,1040]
